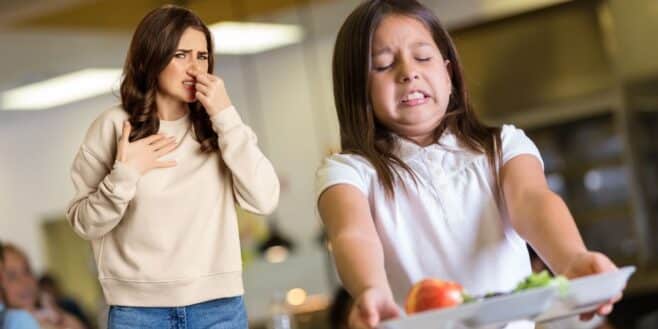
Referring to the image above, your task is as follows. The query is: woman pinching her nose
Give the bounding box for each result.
[66,5,279,329]
[187,67,233,117]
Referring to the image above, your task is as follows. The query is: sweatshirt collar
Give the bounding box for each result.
[159,112,190,131]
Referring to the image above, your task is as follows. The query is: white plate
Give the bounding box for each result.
[536,266,636,323]
[379,287,556,329]
[378,266,635,329]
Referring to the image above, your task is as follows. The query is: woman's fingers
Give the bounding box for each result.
[154,139,178,157]
[187,68,212,84]
[142,133,168,145]
[195,83,210,96]
[196,91,210,107]
[191,70,216,86]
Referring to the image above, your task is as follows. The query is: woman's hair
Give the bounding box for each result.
[0,240,4,263]
[121,4,218,152]
[332,0,502,197]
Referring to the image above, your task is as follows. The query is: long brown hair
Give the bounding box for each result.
[332,0,502,197]
[121,5,218,152]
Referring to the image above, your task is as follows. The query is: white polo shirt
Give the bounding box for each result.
[316,125,543,328]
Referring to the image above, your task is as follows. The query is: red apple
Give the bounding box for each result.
[405,278,464,314]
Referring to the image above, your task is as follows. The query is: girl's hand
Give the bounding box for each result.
[188,68,232,116]
[116,121,177,175]
[562,251,620,321]
[348,287,400,329]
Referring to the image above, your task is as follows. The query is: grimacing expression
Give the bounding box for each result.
[369,14,452,142]
[157,27,210,105]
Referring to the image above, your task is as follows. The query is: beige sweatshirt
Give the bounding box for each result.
[66,105,279,307]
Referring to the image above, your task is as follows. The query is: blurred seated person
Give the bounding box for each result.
[1,243,86,329]
[0,240,40,329]
[39,274,92,328]
[329,287,352,329]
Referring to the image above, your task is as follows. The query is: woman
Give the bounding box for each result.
[66,5,279,328]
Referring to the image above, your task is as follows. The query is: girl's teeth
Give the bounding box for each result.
[404,92,425,101]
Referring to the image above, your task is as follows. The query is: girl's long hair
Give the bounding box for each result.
[332,0,502,197]
[121,5,218,152]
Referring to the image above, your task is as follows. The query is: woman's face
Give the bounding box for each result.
[1,250,38,310]
[368,14,452,145]
[157,27,210,106]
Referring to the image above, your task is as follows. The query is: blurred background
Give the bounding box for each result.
[0,0,657,328]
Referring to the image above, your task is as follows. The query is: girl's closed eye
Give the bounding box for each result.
[373,53,394,71]
[414,50,434,62]
[374,63,393,71]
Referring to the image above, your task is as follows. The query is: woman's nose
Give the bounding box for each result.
[188,61,201,72]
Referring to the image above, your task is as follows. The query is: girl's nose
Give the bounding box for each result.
[398,62,419,83]
[400,73,420,83]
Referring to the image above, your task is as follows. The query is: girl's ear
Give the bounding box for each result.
[444,59,453,88]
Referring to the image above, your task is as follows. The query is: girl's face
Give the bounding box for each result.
[369,14,452,145]
[157,27,210,106]
[1,250,38,310]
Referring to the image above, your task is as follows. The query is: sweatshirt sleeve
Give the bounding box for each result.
[210,106,280,215]
[66,110,141,240]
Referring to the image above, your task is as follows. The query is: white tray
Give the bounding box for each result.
[536,266,635,323]
[378,266,635,329]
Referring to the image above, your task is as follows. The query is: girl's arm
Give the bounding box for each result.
[501,154,588,274]
[319,184,399,328]
[501,154,618,317]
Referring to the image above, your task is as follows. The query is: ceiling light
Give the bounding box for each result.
[209,22,304,54]
[0,68,121,111]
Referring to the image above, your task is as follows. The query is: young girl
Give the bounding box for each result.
[67,5,279,329]
[316,1,619,328]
